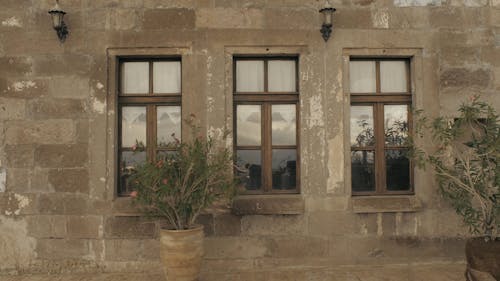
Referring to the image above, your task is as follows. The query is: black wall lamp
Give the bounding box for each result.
[48,0,68,43]
[319,1,336,42]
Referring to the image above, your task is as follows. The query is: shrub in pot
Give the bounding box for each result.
[412,96,499,280]
[129,117,237,281]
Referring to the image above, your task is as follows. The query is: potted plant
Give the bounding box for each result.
[129,116,237,281]
[412,96,499,280]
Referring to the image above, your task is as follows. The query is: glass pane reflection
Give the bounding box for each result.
[153,61,181,93]
[384,105,408,146]
[386,150,410,191]
[272,149,296,190]
[236,60,264,92]
[351,106,374,147]
[272,104,296,145]
[121,106,147,148]
[351,151,375,192]
[236,150,261,190]
[119,151,146,194]
[237,105,261,146]
[157,106,181,147]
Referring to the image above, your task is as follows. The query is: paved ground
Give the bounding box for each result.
[0,263,468,281]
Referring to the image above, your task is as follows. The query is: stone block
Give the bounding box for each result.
[196,8,264,29]
[356,213,378,235]
[5,120,76,145]
[6,168,30,192]
[104,216,157,239]
[0,56,32,77]
[241,214,307,236]
[214,213,241,236]
[143,8,195,29]
[440,47,479,66]
[305,196,349,212]
[333,8,372,29]
[28,98,87,119]
[396,212,418,236]
[0,98,25,120]
[110,9,141,30]
[48,168,89,194]
[264,8,318,30]
[195,213,215,236]
[232,195,304,215]
[0,192,37,216]
[481,47,500,67]
[382,213,397,237]
[67,216,102,239]
[389,7,431,29]
[440,68,491,89]
[204,237,269,259]
[1,78,47,98]
[144,0,195,8]
[5,144,34,168]
[267,236,329,258]
[33,54,91,76]
[35,144,88,168]
[104,239,143,261]
[26,215,66,238]
[142,239,161,260]
[352,196,422,213]
[32,167,51,193]
[36,238,90,259]
[38,193,89,215]
[308,211,357,236]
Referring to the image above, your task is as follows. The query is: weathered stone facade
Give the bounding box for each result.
[0,0,498,280]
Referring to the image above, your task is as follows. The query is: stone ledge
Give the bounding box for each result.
[231,194,304,215]
[352,195,422,213]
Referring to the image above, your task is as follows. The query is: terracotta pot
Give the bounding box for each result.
[465,238,500,281]
[160,225,204,281]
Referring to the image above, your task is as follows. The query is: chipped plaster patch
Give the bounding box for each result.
[2,16,22,27]
[326,133,344,194]
[10,81,37,92]
[394,0,443,6]
[373,9,389,29]
[4,193,31,216]
[0,167,6,192]
[307,95,324,128]
[96,82,104,90]
[207,97,215,113]
[90,97,106,114]
[0,216,36,271]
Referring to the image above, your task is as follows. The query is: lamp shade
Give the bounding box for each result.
[48,2,66,29]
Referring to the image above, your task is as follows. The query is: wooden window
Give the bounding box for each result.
[350,58,413,195]
[118,58,181,196]
[233,56,300,194]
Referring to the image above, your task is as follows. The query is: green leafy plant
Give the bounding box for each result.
[129,117,237,230]
[411,96,499,240]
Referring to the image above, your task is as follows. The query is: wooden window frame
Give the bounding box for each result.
[350,58,414,196]
[117,57,182,196]
[233,56,300,195]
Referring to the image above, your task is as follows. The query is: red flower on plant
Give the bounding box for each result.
[131,144,137,151]
[156,160,164,168]
[162,178,168,185]
[130,191,138,198]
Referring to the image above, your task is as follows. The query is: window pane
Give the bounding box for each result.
[272,149,297,190]
[386,150,410,191]
[157,106,181,147]
[349,61,376,93]
[153,61,181,93]
[236,105,261,146]
[236,60,264,92]
[121,106,147,148]
[351,151,375,192]
[268,60,296,92]
[119,151,146,194]
[122,62,149,94]
[236,150,261,190]
[380,61,407,93]
[272,104,296,145]
[350,105,374,147]
[385,105,408,146]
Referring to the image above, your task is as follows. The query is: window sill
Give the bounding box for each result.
[351,195,422,213]
[231,194,304,215]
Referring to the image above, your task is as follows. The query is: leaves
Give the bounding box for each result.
[129,118,238,230]
[411,97,499,239]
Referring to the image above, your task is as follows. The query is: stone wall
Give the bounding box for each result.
[0,0,498,280]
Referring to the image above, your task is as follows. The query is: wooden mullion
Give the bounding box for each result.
[375,61,381,94]
[375,103,386,194]
[264,59,269,92]
[235,146,262,150]
[262,103,271,192]
[147,105,156,162]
